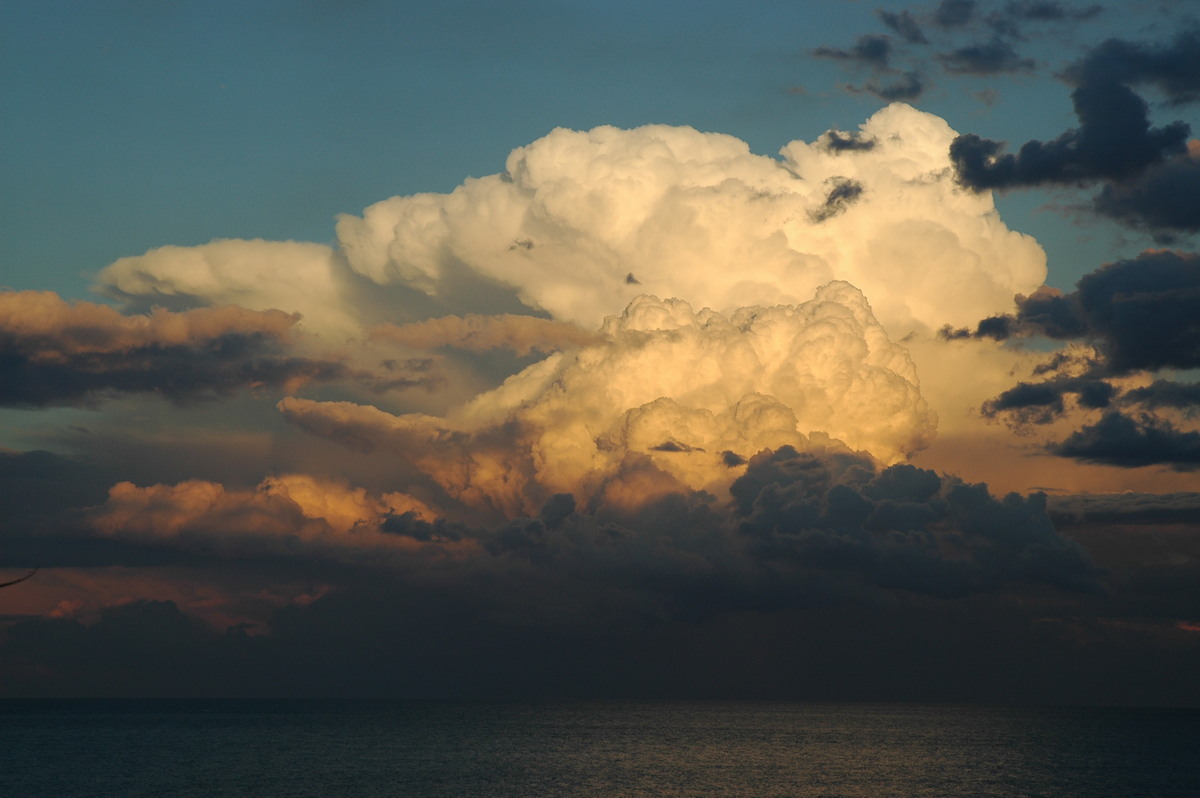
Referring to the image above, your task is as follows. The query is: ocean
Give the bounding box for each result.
[3,700,1198,797]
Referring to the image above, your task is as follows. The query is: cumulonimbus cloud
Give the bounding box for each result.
[95,105,1046,340]
[83,443,1099,622]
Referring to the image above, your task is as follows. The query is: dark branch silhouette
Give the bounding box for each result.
[0,567,38,589]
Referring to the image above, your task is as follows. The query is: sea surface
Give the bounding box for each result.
[3,700,1198,797]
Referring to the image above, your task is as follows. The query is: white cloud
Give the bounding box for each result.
[96,104,1046,341]
[97,239,355,339]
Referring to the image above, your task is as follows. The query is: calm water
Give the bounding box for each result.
[3,700,1198,797]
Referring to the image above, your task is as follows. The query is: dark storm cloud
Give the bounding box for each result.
[0,448,258,572]
[1044,492,1200,659]
[950,88,1187,188]
[1052,250,1200,374]
[1093,155,1200,239]
[729,446,1098,596]
[0,292,324,407]
[818,129,878,153]
[948,251,1200,375]
[721,450,748,467]
[950,29,1199,194]
[1063,30,1200,107]
[1123,380,1200,416]
[938,38,1034,74]
[814,34,893,69]
[971,313,1018,339]
[934,0,976,28]
[981,377,1114,425]
[1001,1,1102,24]
[812,19,928,102]
[864,71,926,101]
[1049,411,1200,470]
[808,178,865,223]
[648,440,704,452]
[1005,286,1088,340]
[979,373,1200,435]
[878,10,927,44]
[380,511,468,543]
[954,251,1200,461]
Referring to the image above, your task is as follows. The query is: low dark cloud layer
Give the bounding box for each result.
[1,292,326,407]
[1,444,1100,611]
[4,452,1196,702]
[1,442,1138,699]
[0,291,439,407]
[1048,490,1200,524]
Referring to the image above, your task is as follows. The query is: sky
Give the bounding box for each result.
[1,0,1199,703]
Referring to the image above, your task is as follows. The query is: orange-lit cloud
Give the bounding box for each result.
[91,474,472,563]
[281,282,935,518]
[0,289,299,354]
